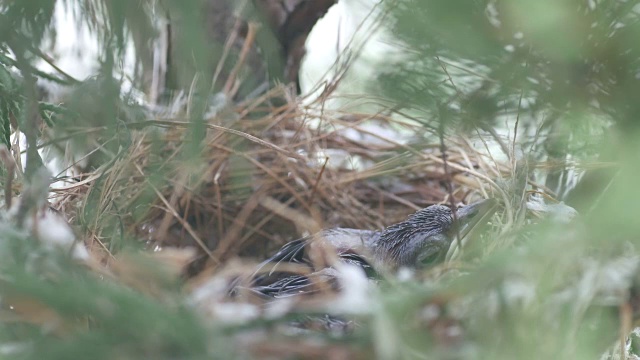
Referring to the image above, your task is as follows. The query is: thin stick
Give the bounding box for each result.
[437,105,463,256]
[129,119,304,161]
[620,302,632,360]
[0,145,15,208]
[512,87,524,164]
[134,163,217,262]
[213,18,242,90]
[224,22,258,97]
[309,157,329,205]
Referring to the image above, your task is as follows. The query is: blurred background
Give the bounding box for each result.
[1,0,639,358]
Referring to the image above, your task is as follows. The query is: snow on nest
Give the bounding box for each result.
[526,195,579,223]
[188,276,264,324]
[326,262,375,314]
[2,197,89,261]
[187,260,376,325]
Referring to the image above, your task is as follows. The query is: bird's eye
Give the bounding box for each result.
[420,251,441,265]
[418,246,444,266]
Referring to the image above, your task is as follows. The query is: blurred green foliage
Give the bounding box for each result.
[0,0,640,359]
[382,0,640,130]
[0,223,217,360]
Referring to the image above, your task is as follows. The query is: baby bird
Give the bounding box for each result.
[247,199,497,298]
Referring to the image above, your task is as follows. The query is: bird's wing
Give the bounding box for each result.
[252,236,312,279]
[319,228,380,252]
[245,229,381,298]
[249,274,315,298]
[252,228,378,278]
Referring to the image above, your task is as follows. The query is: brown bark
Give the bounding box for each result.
[160,0,337,99]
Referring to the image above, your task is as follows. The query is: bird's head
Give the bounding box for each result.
[373,199,497,270]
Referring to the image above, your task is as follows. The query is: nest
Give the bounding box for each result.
[49,84,498,279]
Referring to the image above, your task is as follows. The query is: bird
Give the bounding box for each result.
[243,199,498,298]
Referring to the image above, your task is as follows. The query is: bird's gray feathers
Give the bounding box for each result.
[244,200,495,298]
[314,228,381,254]
[373,205,455,268]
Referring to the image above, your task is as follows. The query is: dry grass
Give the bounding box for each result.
[47,83,505,281]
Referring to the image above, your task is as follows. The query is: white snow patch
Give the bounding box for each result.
[327,262,373,314]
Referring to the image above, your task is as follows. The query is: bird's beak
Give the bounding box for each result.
[453,198,498,239]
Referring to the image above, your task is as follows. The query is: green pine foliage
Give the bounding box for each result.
[1,0,640,359]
